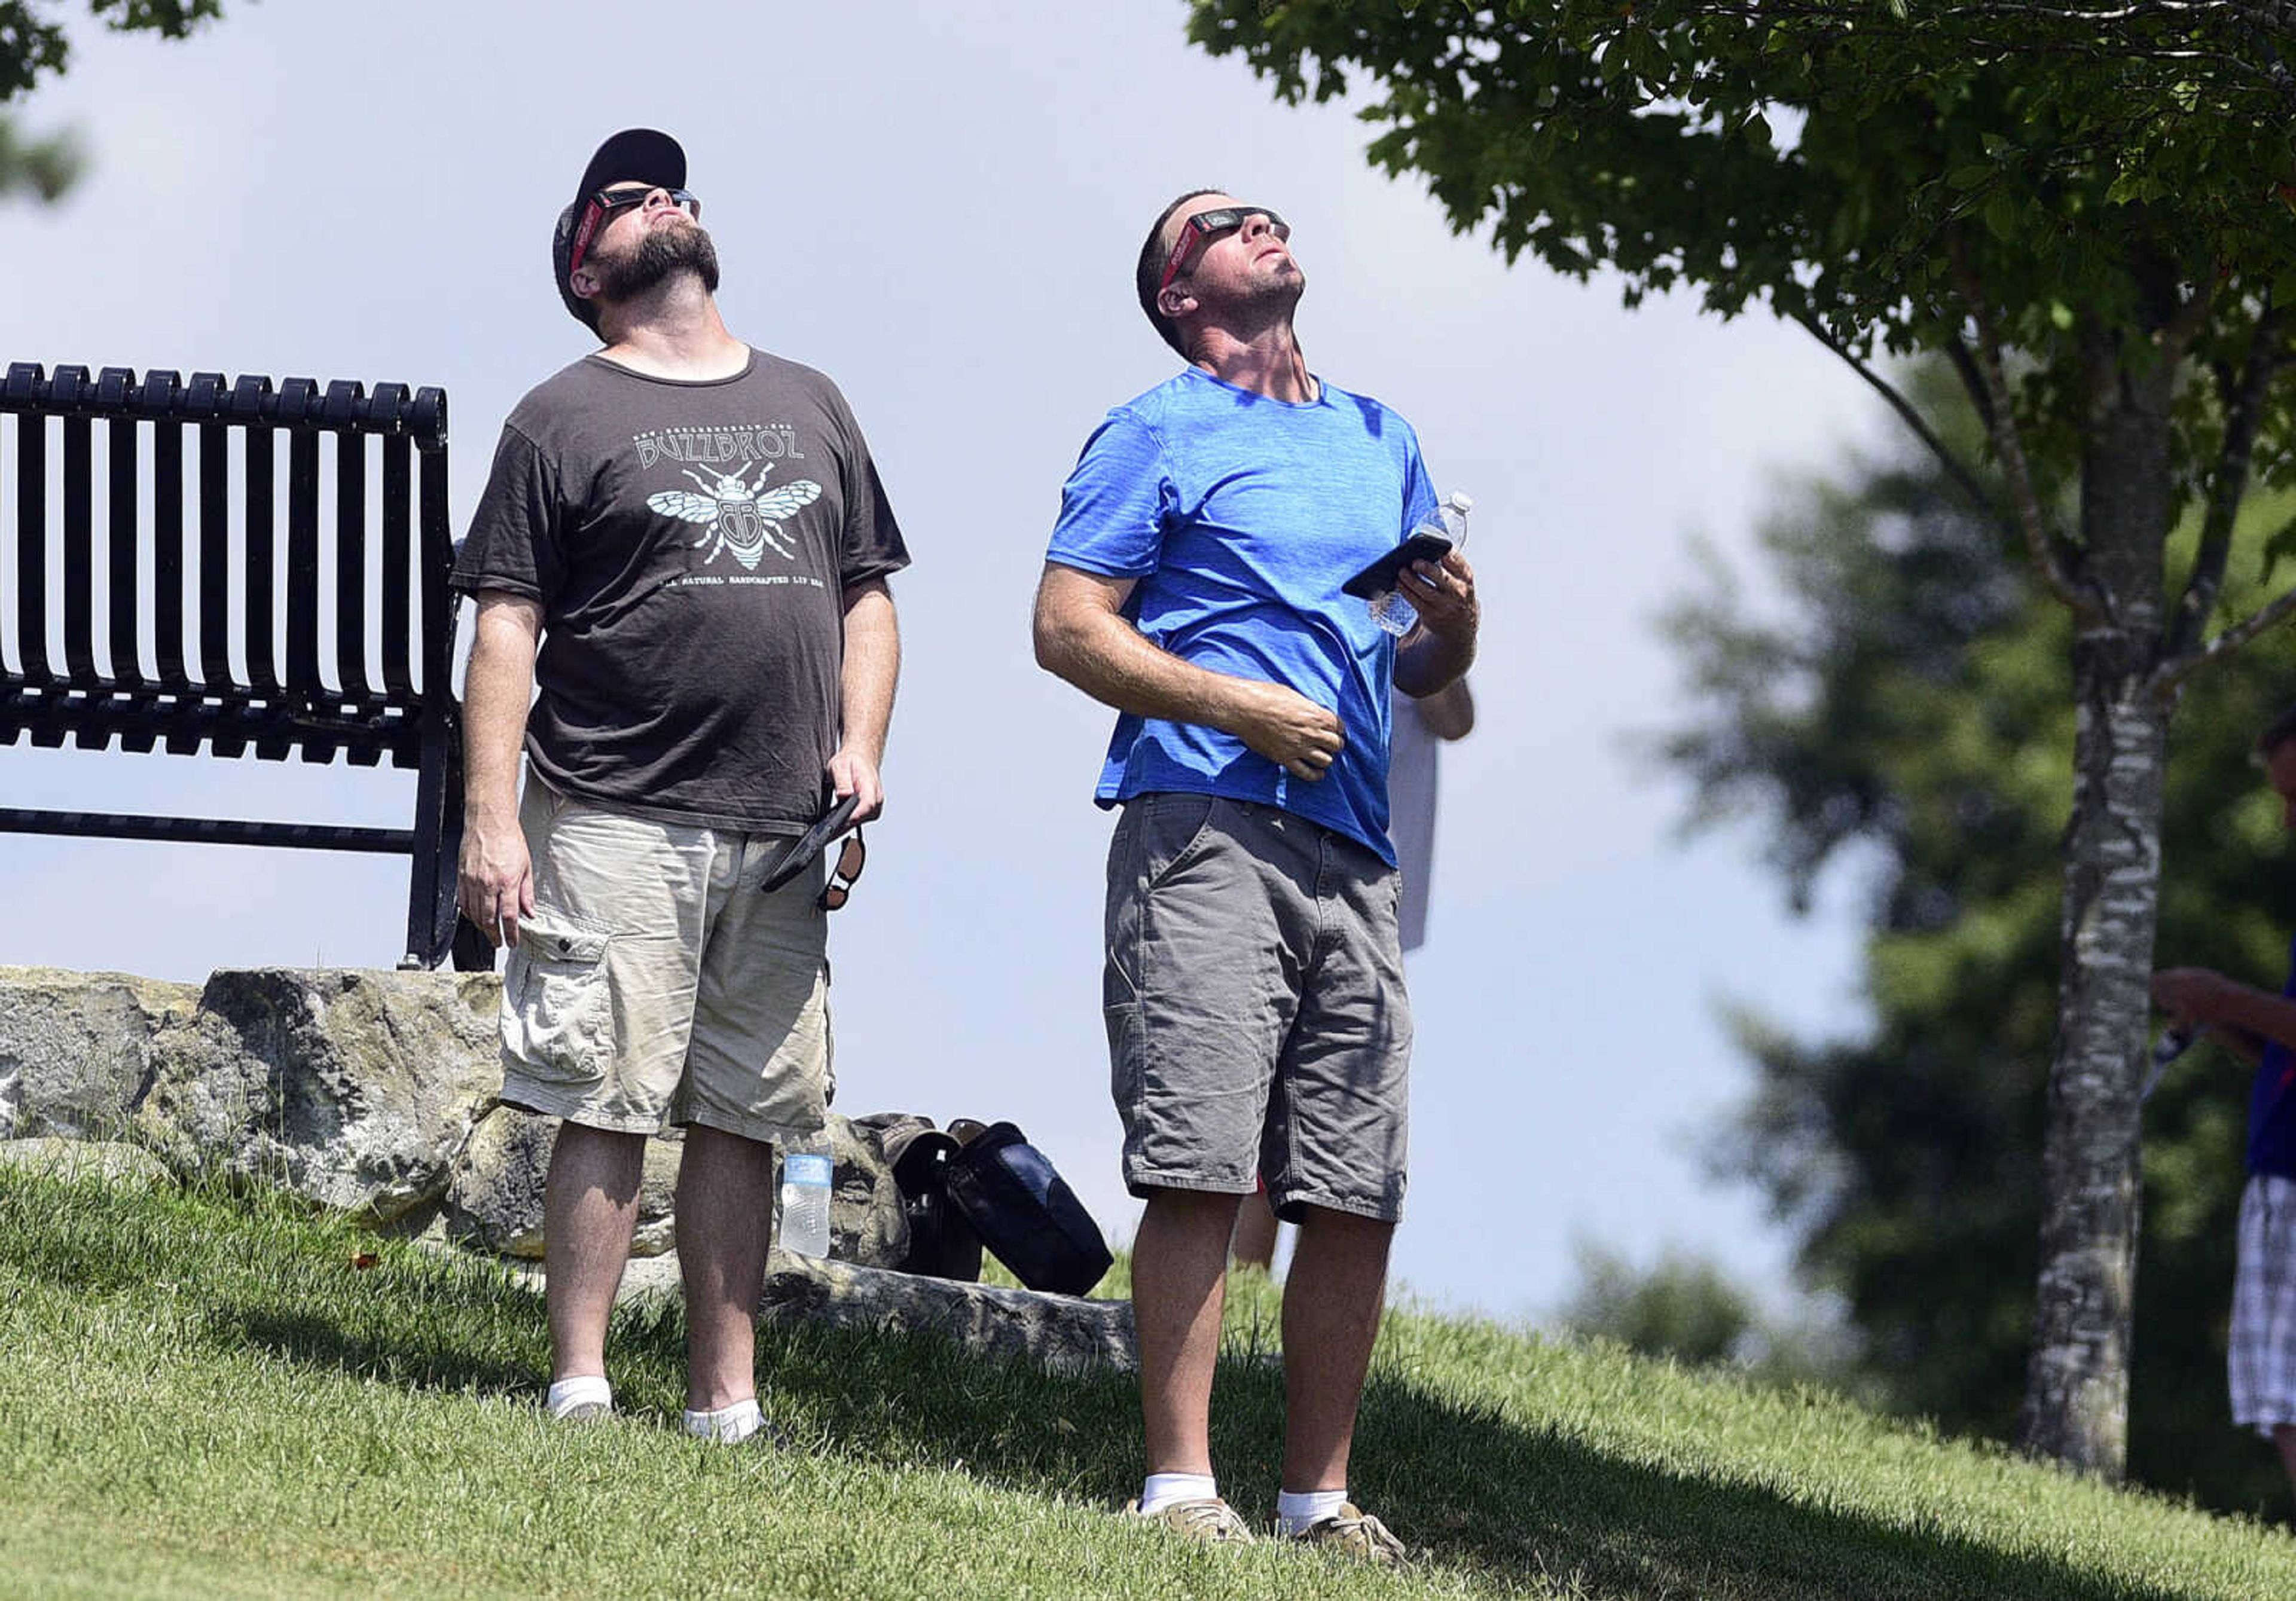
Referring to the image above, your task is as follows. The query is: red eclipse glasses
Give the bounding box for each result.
[568,185,702,277]
[1156,205,1289,297]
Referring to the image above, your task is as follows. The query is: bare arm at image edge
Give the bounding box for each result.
[2152,967,2296,1063]
[1415,677,1475,741]
[1031,561,1344,784]
[830,578,899,821]
[457,591,544,947]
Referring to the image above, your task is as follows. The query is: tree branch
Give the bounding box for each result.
[2164,303,2283,662]
[1787,310,2010,534]
[1947,230,2104,619]
[1943,336,1999,437]
[2158,544,2296,693]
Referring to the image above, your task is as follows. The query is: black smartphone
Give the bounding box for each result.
[1341,531,1452,600]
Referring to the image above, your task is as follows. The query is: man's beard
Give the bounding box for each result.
[594,221,721,302]
[1214,258,1305,321]
[1247,261,1306,313]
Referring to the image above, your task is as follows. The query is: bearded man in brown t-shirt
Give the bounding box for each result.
[452,129,909,1444]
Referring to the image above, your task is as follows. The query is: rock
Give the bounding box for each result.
[1,962,923,1274]
[133,968,502,1223]
[823,1114,908,1268]
[0,1136,170,1186]
[445,1111,907,1266]
[759,1251,1135,1375]
[0,967,199,1141]
[0,960,1140,1395]
[444,1105,683,1258]
[505,1244,1137,1374]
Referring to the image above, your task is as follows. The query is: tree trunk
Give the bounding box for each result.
[2017,330,2175,1477]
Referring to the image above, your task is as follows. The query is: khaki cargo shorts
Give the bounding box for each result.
[497,778,833,1145]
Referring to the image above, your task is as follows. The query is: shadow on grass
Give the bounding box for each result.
[0,1174,2209,1601]
[1345,1377,2182,1601]
[211,1304,545,1398]
[0,1173,567,1400]
[745,1324,2202,1601]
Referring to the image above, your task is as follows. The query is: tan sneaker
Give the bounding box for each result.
[1123,1496,1257,1545]
[1287,1503,1408,1564]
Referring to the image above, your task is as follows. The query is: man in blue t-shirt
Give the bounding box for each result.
[2152,704,2296,1504]
[1032,190,1481,1560]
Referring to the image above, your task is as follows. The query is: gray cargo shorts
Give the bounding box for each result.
[1102,792,1410,1223]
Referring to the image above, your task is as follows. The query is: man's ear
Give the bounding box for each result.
[1158,286,1195,319]
[569,264,602,305]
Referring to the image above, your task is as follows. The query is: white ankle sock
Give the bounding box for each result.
[545,1374,611,1418]
[1140,1471,1219,1514]
[683,1397,765,1444]
[1276,1488,1348,1536]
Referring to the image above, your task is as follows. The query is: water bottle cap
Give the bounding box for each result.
[1446,491,1473,514]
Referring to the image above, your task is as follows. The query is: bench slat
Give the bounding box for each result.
[332,386,373,702]
[150,371,191,692]
[194,380,232,692]
[419,442,453,697]
[284,380,322,710]
[0,807,415,854]
[239,382,279,693]
[0,685,422,766]
[60,383,97,686]
[107,405,143,689]
[11,404,53,686]
[380,429,414,698]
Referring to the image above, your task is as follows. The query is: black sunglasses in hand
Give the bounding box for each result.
[760,790,867,911]
[818,829,866,912]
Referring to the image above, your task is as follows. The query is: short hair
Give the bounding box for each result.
[1136,188,1224,359]
[2260,703,2296,760]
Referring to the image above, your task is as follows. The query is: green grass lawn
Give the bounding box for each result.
[1,1163,2292,1599]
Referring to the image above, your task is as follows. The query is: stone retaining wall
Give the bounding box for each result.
[0,965,1132,1373]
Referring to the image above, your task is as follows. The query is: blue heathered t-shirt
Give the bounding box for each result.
[2247,930,2296,1178]
[1046,368,1439,864]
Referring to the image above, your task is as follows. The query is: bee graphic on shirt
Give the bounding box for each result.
[647,461,822,570]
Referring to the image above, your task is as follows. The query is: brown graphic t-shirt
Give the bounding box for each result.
[452,349,909,833]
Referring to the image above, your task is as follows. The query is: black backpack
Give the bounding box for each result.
[943,1120,1114,1298]
[859,1114,984,1284]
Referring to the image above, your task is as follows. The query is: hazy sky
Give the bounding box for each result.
[2,1,1887,1321]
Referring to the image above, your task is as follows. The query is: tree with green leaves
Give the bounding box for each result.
[1555,1241,1864,1397]
[1664,362,2296,1516]
[1190,0,2296,1477]
[1,2,225,203]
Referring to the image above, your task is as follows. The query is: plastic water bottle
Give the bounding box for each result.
[2141,1025,2201,1102]
[778,1133,834,1257]
[1368,491,1472,638]
[1365,586,1417,637]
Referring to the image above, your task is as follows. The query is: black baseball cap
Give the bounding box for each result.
[551,128,688,330]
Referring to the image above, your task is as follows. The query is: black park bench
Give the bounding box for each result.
[0,362,488,971]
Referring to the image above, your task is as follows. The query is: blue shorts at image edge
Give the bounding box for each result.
[2248,930,2296,1180]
